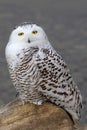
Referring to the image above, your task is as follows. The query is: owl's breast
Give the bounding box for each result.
[5,43,23,67]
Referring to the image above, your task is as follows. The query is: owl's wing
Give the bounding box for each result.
[35,47,82,115]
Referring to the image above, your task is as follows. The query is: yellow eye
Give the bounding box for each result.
[18,32,24,36]
[32,30,38,34]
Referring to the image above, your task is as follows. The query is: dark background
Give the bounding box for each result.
[0,0,87,124]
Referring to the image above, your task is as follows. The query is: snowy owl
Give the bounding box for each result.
[5,22,82,123]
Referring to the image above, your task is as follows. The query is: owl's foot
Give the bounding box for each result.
[32,100,43,105]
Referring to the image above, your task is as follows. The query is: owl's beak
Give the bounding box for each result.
[28,39,31,43]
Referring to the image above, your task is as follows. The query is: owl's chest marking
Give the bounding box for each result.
[8,47,46,103]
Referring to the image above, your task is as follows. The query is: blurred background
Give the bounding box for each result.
[0,0,87,124]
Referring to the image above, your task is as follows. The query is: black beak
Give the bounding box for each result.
[28,39,31,43]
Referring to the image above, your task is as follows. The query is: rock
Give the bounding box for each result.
[0,98,78,130]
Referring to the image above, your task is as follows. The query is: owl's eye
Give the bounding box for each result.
[18,32,24,36]
[32,30,38,34]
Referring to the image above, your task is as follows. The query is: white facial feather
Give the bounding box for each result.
[9,24,48,44]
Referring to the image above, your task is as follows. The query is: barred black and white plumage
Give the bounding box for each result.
[5,23,82,123]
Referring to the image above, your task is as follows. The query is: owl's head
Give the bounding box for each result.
[9,22,48,45]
